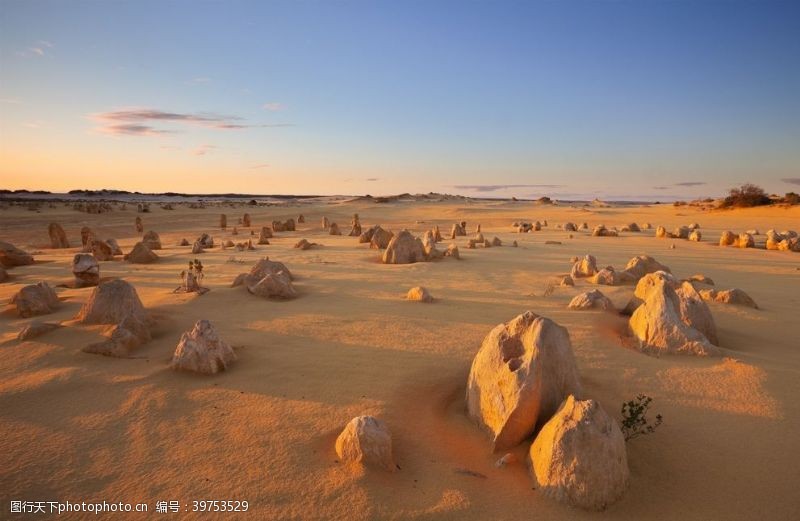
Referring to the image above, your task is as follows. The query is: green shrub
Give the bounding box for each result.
[621,394,663,441]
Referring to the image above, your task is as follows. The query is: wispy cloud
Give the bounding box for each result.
[192,144,216,156]
[366,177,379,181]
[781,177,800,186]
[262,102,285,111]
[653,186,669,190]
[22,40,53,57]
[674,182,706,187]
[90,107,292,136]
[453,184,563,193]
[250,163,270,169]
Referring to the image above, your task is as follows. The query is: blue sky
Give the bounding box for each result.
[1,0,799,199]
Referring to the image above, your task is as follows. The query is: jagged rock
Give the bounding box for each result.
[688,274,714,286]
[433,225,442,242]
[622,255,671,281]
[559,275,574,287]
[474,232,485,243]
[629,274,719,356]
[589,267,634,286]
[382,230,426,264]
[17,321,60,341]
[564,222,577,232]
[445,244,460,259]
[48,223,69,248]
[719,230,736,246]
[570,254,597,278]
[624,222,641,232]
[675,282,719,345]
[580,222,589,230]
[322,216,330,229]
[297,214,305,223]
[72,253,100,286]
[0,241,34,267]
[370,226,394,249]
[241,258,296,299]
[656,225,668,238]
[12,282,59,317]
[192,242,204,254]
[688,223,700,230]
[491,237,502,247]
[284,218,296,231]
[242,213,251,227]
[450,223,466,238]
[348,214,361,236]
[171,320,236,374]
[142,230,162,250]
[329,223,342,235]
[568,289,614,310]
[529,396,629,511]
[701,288,758,309]
[592,225,617,237]
[689,230,702,242]
[335,416,396,472]
[406,286,433,302]
[466,311,582,451]
[135,216,143,233]
[125,242,158,264]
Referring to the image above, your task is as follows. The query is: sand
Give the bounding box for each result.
[1,199,799,520]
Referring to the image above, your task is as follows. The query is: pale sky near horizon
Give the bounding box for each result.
[1,0,799,200]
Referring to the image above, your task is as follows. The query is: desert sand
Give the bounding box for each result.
[2,197,799,520]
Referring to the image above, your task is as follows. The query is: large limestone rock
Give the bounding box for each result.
[258,227,273,244]
[592,224,617,237]
[719,230,736,246]
[689,230,702,242]
[622,255,671,281]
[76,279,151,357]
[125,242,158,264]
[0,241,34,268]
[406,286,433,302]
[570,254,597,278]
[382,230,426,264]
[675,282,719,345]
[171,320,236,374]
[72,253,100,287]
[335,416,396,472]
[673,226,690,239]
[348,214,362,236]
[655,225,668,238]
[369,226,394,249]
[529,396,629,511]
[329,222,342,235]
[450,223,466,238]
[736,233,754,248]
[12,282,59,317]
[589,267,635,286]
[568,289,614,311]
[142,230,162,250]
[106,238,123,256]
[444,243,460,259]
[196,233,214,249]
[91,239,115,261]
[466,311,582,451]
[48,223,70,248]
[242,258,297,299]
[17,321,60,341]
[629,275,719,356]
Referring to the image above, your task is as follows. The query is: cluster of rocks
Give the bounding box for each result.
[719,230,754,248]
[655,223,700,241]
[272,218,296,232]
[591,224,618,237]
[765,230,799,251]
[359,225,394,249]
[513,221,542,233]
[466,311,628,510]
[232,258,296,299]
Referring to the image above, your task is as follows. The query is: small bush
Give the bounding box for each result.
[621,394,663,441]
[720,183,771,208]
[783,192,799,205]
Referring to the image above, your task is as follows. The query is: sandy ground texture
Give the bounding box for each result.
[1,199,799,520]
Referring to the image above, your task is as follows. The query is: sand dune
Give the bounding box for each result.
[1,199,799,519]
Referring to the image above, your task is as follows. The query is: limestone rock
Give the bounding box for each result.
[329,223,342,235]
[171,320,236,374]
[702,288,758,309]
[736,233,754,248]
[673,226,690,239]
[81,226,94,248]
[192,241,204,254]
[622,255,671,281]
[335,416,396,472]
[72,253,100,287]
[297,214,305,223]
[564,222,577,232]
[242,258,296,299]
[466,311,582,451]
[91,239,115,261]
[242,213,251,227]
[570,254,597,278]
[135,216,143,233]
[142,230,162,250]
[18,321,60,341]
[559,275,574,287]
[220,214,227,229]
[629,275,719,356]
[675,282,719,345]
[106,238,123,255]
[655,226,668,238]
[444,243,460,259]
[0,266,7,283]
[406,286,433,302]
[719,230,736,246]
[369,226,394,249]
[322,216,330,229]
[294,239,316,250]
[382,230,426,264]
[568,289,614,311]
[689,230,702,242]
[48,223,70,248]
[125,242,158,264]
[529,396,629,511]
[12,282,59,317]
[0,241,34,268]
[196,233,214,248]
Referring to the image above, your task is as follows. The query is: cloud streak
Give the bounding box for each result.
[453,184,563,192]
[781,177,800,186]
[91,107,293,136]
[674,182,706,187]
[192,144,216,156]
